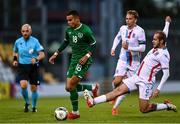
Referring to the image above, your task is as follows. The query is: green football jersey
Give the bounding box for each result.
[65,23,96,62]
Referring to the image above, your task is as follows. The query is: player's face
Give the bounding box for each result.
[21,26,32,40]
[152,33,160,48]
[126,14,137,29]
[66,15,79,28]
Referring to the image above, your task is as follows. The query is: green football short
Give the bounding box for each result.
[67,61,91,79]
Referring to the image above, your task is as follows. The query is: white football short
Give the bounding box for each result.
[123,75,154,100]
[114,59,140,78]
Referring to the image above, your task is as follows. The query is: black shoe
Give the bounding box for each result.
[24,103,30,112]
[32,107,37,112]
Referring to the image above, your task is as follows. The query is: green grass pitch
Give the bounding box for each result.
[0,93,179,123]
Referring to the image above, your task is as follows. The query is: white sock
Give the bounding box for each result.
[113,94,127,109]
[72,110,79,115]
[94,95,107,104]
[92,84,95,90]
[156,103,168,110]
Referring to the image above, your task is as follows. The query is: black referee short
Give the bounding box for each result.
[18,64,40,85]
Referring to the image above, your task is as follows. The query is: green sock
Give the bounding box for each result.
[70,89,78,112]
[76,83,92,92]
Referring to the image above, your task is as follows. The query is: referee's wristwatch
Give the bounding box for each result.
[35,58,39,62]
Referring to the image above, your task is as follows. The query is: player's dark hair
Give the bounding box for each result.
[67,10,79,17]
[155,31,167,44]
[127,10,139,19]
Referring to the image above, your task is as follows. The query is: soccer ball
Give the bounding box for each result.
[54,107,68,121]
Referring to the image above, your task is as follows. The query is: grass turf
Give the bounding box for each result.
[0,93,179,123]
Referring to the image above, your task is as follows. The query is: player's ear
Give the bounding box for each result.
[135,18,137,23]
[30,29,32,35]
[160,39,164,44]
[75,16,80,22]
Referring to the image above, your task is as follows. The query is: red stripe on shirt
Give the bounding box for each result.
[148,63,161,81]
[137,61,144,76]
[128,30,133,66]
[129,52,132,66]
[128,30,133,39]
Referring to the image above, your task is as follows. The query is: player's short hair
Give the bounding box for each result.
[155,31,167,44]
[127,10,139,19]
[67,10,79,17]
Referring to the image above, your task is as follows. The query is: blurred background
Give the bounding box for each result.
[0,0,180,98]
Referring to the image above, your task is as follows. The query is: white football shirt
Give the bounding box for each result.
[112,25,146,66]
[137,48,170,83]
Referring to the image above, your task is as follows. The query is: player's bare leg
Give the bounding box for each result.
[139,99,177,113]
[66,76,81,119]
[112,94,127,115]
[66,76,100,119]
[111,76,128,115]
[31,85,38,112]
[106,84,128,101]
[20,80,30,112]
[109,76,123,105]
[84,83,129,107]
[66,76,81,92]
[76,82,99,97]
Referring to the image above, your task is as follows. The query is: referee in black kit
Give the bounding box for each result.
[12,24,45,112]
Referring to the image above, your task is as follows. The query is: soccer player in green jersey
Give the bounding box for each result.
[49,10,99,119]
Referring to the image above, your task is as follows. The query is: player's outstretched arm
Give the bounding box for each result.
[49,39,69,64]
[151,69,169,98]
[163,16,171,38]
[111,31,121,56]
[165,16,171,23]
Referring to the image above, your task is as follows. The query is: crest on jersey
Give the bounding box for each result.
[29,48,34,54]
[78,33,83,38]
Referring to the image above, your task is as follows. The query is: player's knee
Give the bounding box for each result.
[65,86,73,92]
[113,82,120,88]
[66,77,79,92]
[139,104,156,113]
[30,85,37,92]
[21,83,27,89]
[139,104,149,113]
[113,77,123,87]
[139,108,148,113]
[113,88,123,97]
[20,81,28,88]
[21,85,27,89]
[65,86,70,92]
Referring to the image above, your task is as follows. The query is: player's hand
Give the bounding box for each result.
[31,58,37,64]
[79,55,88,65]
[122,41,128,50]
[49,55,57,64]
[150,89,160,98]
[111,49,115,56]
[165,16,171,23]
[12,61,18,67]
